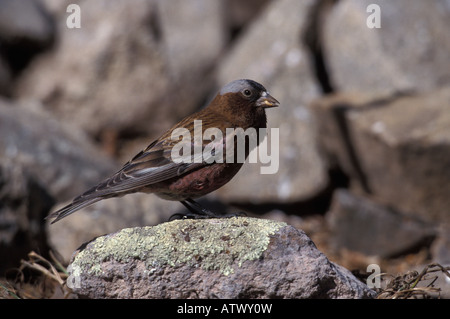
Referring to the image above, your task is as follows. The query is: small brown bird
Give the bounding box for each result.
[47,79,279,223]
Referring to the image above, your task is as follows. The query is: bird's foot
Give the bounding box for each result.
[168,199,247,221]
[168,211,246,221]
[221,211,247,218]
[168,212,211,221]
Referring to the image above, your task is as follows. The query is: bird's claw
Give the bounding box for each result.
[168,210,246,221]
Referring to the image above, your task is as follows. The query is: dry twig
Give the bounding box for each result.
[377,263,450,299]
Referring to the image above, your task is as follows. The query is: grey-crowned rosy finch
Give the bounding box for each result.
[47,79,279,223]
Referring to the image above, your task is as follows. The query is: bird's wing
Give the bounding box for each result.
[47,126,221,223]
[87,113,236,198]
[76,138,206,201]
[47,139,205,223]
[47,113,233,223]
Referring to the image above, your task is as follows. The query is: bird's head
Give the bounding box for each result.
[211,79,280,128]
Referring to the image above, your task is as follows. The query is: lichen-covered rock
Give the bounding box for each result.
[68,217,375,299]
[47,194,182,264]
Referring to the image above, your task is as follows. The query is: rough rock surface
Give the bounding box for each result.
[0,0,55,95]
[327,189,435,258]
[48,194,182,263]
[323,0,450,96]
[431,224,450,265]
[0,98,119,268]
[0,98,116,201]
[68,217,375,299]
[15,0,226,139]
[0,160,54,272]
[312,87,450,223]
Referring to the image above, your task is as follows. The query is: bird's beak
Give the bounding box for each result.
[257,91,280,108]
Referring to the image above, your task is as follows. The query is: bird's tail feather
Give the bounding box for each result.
[46,197,102,224]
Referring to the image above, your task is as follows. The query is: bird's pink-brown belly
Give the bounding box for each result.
[149,163,244,201]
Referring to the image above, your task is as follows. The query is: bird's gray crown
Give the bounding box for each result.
[220,79,266,95]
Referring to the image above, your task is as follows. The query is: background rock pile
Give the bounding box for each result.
[1,0,450,298]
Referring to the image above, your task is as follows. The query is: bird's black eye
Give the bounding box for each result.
[242,89,252,97]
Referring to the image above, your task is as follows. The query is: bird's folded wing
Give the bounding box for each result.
[47,121,228,223]
[73,139,207,202]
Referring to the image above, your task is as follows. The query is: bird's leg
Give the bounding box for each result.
[168,198,246,220]
[181,199,214,218]
[168,200,212,220]
[185,198,247,219]
[186,198,221,216]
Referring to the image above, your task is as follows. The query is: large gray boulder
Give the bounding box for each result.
[0,98,116,201]
[312,87,450,223]
[322,0,450,96]
[15,0,226,139]
[67,217,375,299]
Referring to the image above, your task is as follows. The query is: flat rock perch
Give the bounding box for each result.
[67,217,375,298]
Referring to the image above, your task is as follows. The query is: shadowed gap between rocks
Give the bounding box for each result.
[302,0,338,94]
[300,0,372,201]
[330,104,372,194]
[324,90,418,197]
